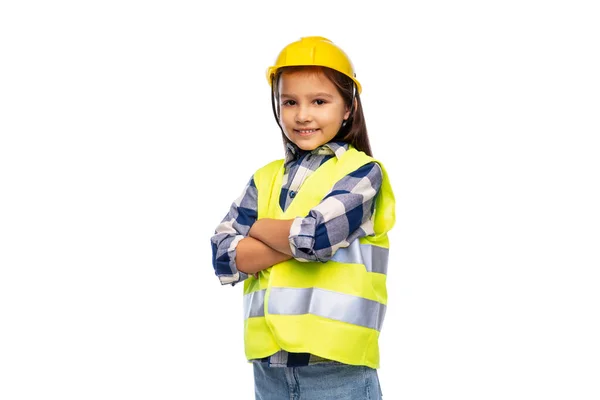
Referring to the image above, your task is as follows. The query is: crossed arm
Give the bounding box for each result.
[235,219,294,275]
[211,161,382,285]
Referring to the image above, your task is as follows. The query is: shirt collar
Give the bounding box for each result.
[284,141,349,165]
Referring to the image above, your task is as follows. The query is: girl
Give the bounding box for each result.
[211,36,395,400]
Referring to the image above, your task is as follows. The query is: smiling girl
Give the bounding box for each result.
[211,36,396,399]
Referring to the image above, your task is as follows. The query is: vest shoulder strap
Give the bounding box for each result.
[332,147,374,181]
[254,159,284,219]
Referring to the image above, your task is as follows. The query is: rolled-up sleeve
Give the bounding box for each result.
[288,162,382,262]
[210,176,258,285]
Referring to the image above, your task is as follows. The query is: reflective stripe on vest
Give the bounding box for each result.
[244,287,386,331]
[330,240,389,275]
[244,289,266,319]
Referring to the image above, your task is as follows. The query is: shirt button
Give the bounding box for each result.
[289,191,296,198]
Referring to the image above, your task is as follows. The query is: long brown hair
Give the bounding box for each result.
[271,66,373,156]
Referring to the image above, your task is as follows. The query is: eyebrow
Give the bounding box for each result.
[280,92,335,99]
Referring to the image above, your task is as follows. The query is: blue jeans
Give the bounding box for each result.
[253,362,383,400]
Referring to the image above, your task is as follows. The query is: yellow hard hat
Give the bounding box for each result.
[266,36,362,93]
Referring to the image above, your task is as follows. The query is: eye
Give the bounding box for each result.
[314,99,327,105]
[281,100,296,106]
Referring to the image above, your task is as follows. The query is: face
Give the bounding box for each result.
[278,69,350,151]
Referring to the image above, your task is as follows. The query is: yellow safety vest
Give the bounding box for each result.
[243,146,395,369]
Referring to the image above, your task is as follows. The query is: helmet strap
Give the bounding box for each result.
[270,77,285,132]
[341,83,357,128]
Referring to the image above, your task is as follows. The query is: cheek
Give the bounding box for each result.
[280,114,293,127]
[280,111,295,132]
[280,108,293,122]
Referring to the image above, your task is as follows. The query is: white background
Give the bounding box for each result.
[1,1,599,399]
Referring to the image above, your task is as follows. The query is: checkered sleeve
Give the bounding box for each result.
[288,162,383,262]
[210,176,258,285]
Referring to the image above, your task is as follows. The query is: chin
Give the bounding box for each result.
[295,141,320,151]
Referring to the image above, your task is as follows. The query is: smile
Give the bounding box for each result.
[295,128,319,136]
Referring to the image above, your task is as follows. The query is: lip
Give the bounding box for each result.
[294,128,319,136]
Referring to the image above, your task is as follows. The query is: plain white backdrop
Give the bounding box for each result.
[1,1,599,399]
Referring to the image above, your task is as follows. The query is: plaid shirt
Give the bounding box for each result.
[210,141,382,367]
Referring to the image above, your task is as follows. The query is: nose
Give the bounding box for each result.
[295,105,312,124]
